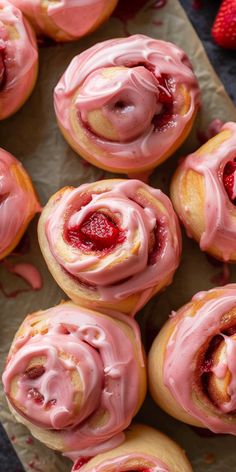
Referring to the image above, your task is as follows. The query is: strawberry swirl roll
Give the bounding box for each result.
[54,34,200,176]
[0,148,40,260]
[2,302,146,459]
[38,179,181,316]
[171,122,236,262]
[9,0,118,42]
[149,284,236,434]
[71,424,192,472]
[0,0,38,120]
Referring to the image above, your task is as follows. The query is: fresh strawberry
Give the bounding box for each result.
[223,159,236,203]
[212,0,236,49]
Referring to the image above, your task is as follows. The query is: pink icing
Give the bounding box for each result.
[72,453,169,472]
[45,180,181,314]
[163,284,236,434]
[10,0,116,40]
[0,0,38,120]
[3,303,145,457]
[0,148,40,258]
[176,122,236,261]
[78,66,161,143]
[54,34,200,172]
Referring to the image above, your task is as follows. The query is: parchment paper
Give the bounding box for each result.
[1,0,236,471]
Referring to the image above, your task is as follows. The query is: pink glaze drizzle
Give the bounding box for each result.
[45,180,181,314]
[10,0,116,40]
[72,453,169,472]
[3,303,145,457]
[54,34,200,172]
[164,284,236,434]
[7,262,42,289]
[0,148,40,259]
[176,122,236,260]
[0,0,38,120]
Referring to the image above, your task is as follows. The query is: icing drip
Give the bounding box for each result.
[0,1,38,120]
[3,303,145,457]
[54,34,200,171]
[7,262,42,290]
[164,284,236,433]
[45,180,181,308]
[0,148,40,258]
[179,122,236,261]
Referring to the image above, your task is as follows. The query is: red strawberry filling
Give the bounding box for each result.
[148,223,166,265]
[73,458,91,470]
[28,388,44,404]
[152,74,174,131]
[0,45,6,91]
[223,159,236,204]
[25,365,45,379]
[66,212,125,252]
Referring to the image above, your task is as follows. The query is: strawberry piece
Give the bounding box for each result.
[67,212,125,251]
[212,0,236,49]
[28,388,44,404]
[25,365,45,379]
[223,159,236,203]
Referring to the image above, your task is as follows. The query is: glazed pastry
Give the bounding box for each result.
[0,148,40,260]
[9,0,118,42]
[149,284,236,434]
[54,34,200,176]
[171,121,236,262]
[71,424,192,472]
[2,302,146,459]
[0,0,38,120]
[38,179,182,316]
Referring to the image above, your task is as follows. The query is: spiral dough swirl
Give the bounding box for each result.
[54,34,200,173]
[2,302,146,459]
[149,284,236,434]
[38,179,181,315]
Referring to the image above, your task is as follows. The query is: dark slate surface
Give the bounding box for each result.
[0,1,235,471]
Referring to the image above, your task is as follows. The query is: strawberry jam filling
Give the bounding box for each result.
[66,212,125,252]
[199,325,236,406]
[73,458,91,470]
[0,45,6,91]
[152,74,175,132]
[133,67,175,132]
[223,159,236,205]
[148,223,166,265]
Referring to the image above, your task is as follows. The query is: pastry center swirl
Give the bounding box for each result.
[76,66,174,143]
